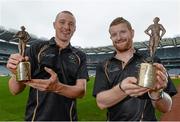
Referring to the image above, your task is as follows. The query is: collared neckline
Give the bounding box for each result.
[109,48,142,62]
[49,37,73,51]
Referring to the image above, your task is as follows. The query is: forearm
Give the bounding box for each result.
[151,92,172,113]
[96,84,127,110]
[54,80,86,99]
[8,76,26,95]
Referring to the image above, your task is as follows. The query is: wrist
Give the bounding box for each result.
[10,73,16,80]
[119,82,125,93]
[148,90,164,101]
[54,82,64,94]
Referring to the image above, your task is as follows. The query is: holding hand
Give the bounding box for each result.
[148,63,168,101]
[153,63,168,90]
[6,53,29,74]
[120,77,149,97]
[25,67,62,92]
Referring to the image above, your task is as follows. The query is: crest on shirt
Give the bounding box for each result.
[68,54,79,64]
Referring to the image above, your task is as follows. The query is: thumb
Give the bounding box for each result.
[44,67,56,76]
[129,77,138,84]
[25,56,29,61]
[44,67,57,78]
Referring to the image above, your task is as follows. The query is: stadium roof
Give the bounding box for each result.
[0,26,180,54]
[80,37,180,54]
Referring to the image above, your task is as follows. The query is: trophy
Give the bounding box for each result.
[14,26,31,81]
[138,17,166,89]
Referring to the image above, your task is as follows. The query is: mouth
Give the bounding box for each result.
[115,39,126,44]
[62,31,71,35]
[61,32,71,37]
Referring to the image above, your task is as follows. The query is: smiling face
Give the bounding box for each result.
[109,22,134,52]
[53,11,76,43]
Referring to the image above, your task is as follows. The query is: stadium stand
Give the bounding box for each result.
[0,65,10,76]
[0,26,180,76]
[0,41,18,55]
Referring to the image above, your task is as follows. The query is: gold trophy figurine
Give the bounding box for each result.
[14,26,31,81]
[138,17,166,89]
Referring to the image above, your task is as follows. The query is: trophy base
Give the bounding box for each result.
[16,61,31,82]
[138,63,156,89]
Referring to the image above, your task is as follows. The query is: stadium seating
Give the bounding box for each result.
[0,65,10,76]
[0,26,180,76]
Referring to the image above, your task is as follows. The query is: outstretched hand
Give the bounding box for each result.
[120,77,149,97]
[25,67,61,92]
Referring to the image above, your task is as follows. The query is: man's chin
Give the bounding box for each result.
[115,46,130,52]
[60,37,70,42]
[61,39,69,43]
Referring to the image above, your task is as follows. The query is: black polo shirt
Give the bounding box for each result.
[93,50,177,121]
[24,37,89,121]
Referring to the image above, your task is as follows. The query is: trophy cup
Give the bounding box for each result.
[138,17,166,89]
[14,26,31,81]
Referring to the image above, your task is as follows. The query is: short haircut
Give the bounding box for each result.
[55,10,75,21]
[109,17,132,30]
[61,11,74,16]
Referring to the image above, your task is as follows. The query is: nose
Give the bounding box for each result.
[64,23,70,30]
[116,33,122,40]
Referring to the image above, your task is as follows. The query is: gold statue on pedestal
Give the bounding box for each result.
[14,26,30,57]
[138,17,166,89]
[144,17,166,58]
[14,26,31,81]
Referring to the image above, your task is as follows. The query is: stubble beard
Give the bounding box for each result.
[114,39,132,53]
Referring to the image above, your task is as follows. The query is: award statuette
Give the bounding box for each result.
[138,17,166,89]
[14,26,31,81]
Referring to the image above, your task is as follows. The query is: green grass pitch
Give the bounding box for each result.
[0,76,179,120]
[0,76,106,121]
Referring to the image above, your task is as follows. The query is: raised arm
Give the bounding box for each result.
[6,54,27,95]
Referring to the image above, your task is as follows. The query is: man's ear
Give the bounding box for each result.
[73,25,76,32]
[53,22,55,29]
[131,29,134,38]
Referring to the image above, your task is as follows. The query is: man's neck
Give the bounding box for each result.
[55,37,70,49]
[115,48,135,64]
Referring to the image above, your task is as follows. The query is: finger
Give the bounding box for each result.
[129,86,149,94]
[156,69,168,87]
[156,75,167,89]
[6,62,17,69]
[154,63,167,75]
[44,67,55,75]
[10,54,25,62]
[25,81,47,91]
[8,57,20,66]
[25,56,29,61]
[44,67,57,80]
[6,59,18,73]
[30,79,49,84]
[128,77,138,84]
[126,85,149,96]
[129,89,149,97]
[157,70,168,83]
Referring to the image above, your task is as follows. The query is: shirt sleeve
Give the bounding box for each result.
[164,75,177,96]
[93,62,110,97]
[154,57,177,96]
[76,52,89,80]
